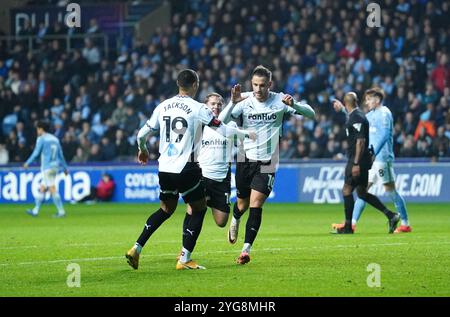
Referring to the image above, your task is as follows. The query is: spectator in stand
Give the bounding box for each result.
[123,106,140,136]
[14,137,30,162]
[61,132,78,162]
[400,136,417,157]
[71,147,88,163]
[431,54,450,94]
[100,136,116,161]
[279,139,295,159]
[86,18,100,35]
[74,173,116,204]
[82,38,101,72]
[88,143,102,161]
[432,126,449,158]
[114,129,129,156]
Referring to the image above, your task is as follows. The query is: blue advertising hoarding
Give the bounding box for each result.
[0,163,448,204]
[0,164,299,204]
[298,163,449,203]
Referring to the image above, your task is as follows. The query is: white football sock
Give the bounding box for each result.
[180,247,191,263]
[242,243,251,254]
[134,242,142,254]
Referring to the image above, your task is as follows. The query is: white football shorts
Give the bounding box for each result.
[42,168,58,187]
[368,161,395,184]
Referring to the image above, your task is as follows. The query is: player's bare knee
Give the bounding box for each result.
[384,182,396,192]
[189,198,207,212]
[48,186,56,194]
[342,185,353,196]
[237,198,249,212]
[160,200,177,215]
[250,191,267,208]
[162,207,176,215]
[212,209,228,227]
[215,219,227,227]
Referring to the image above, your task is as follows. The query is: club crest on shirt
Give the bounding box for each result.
[167,143,179,156]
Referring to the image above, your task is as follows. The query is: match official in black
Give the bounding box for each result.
[332,92,399,234]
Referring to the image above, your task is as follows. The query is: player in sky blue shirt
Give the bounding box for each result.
[367,104,395,163]
[351,88,411,233]
[24,121,68,218]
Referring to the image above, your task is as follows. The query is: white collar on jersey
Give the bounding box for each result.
[251,91,274,103]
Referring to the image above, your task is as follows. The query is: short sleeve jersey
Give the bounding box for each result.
[146,95,214,173]
[230,91,299,161]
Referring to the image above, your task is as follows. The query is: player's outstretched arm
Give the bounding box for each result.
[282,94,316,119]
[331,98,349,120]
[331,99,345,113]
[218,84,248,123]
[215,121,256,141]
[200,101,255,139]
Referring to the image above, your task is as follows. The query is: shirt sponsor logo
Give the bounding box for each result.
[247,113,277,121]
[202,139,228,146]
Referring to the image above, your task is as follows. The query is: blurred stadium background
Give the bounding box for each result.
[0,0,449,204]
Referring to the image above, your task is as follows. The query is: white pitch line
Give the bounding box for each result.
[0,238,283,250]
[0,246,39,250]
[1,241,449,267]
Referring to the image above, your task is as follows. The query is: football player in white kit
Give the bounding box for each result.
[219,65,316,264]
[183,93,255,232]
[125,69,253,270]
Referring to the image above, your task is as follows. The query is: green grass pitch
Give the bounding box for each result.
[1,203,449,297]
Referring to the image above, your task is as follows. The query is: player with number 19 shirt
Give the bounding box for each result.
[146,94,215,173]
[126,69,249,271]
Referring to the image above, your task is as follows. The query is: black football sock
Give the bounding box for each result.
[244,207,262,245]
[183,208,207,252]
[137,208,172,247]
[182,212,191,239]
[233,203,244,220]
[343,194,355,228]
[361,193,396,218]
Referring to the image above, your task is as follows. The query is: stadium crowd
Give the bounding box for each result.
[0,0,449,165]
